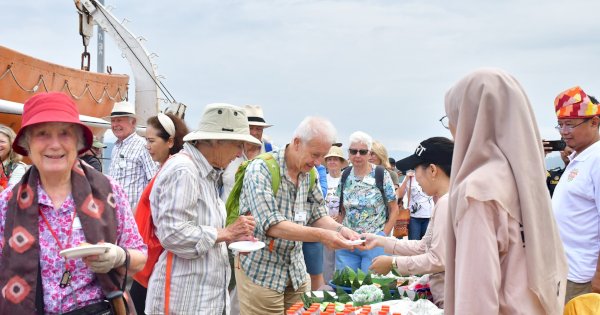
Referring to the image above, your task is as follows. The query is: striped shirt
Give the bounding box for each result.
[239,147,328,293]
[109,132,157,212]
[145,143,230,315]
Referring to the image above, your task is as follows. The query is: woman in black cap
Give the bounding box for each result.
[360,137,453,308]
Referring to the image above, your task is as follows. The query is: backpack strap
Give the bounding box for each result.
[338,166,353,220]
[374,165,390,222]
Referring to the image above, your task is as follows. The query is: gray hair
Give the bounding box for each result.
[17,124,86,155]
[0,124,22,163]
[349,131,373,150]
[292,116,337,144]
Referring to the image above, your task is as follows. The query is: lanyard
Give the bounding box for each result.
[38,208,78,252]
[39,208,78,289]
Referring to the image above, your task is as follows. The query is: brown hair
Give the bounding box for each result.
[0,124,22,163]
[146,113,189,155]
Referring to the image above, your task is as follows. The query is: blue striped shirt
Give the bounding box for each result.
[239,147,328,292]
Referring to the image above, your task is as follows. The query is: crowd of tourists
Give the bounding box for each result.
[0,67,599,314]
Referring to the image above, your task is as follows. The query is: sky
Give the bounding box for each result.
[2,0,600,161]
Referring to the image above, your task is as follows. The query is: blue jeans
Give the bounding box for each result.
[303,242,324,275]
[409,217,430,240]
[335,231,387,273]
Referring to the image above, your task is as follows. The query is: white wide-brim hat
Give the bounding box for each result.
[183,103,262,145]
[244,104,273,128]
[103,100,136,120]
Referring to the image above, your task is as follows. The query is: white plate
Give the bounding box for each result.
[228,241,266,253]
[346,239,366,245]
[59,244,112,259]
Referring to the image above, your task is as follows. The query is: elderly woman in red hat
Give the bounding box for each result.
[0,92,147,314]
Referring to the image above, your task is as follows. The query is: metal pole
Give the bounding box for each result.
[97,0,105,73]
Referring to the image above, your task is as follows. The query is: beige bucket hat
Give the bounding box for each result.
[103,100,136,120]
[324,146,347,162]
[183,103,262,145]
[243,105,273,128]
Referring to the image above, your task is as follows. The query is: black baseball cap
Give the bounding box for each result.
[395,137,454,172]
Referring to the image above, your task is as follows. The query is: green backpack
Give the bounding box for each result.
[225,152,317,226]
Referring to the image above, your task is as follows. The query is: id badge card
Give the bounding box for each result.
[294,211,307,223]
[363,177,375,186]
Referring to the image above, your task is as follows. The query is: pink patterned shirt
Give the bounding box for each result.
[0,178,147,314]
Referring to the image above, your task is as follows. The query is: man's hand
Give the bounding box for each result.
[359,233,383,250]
[220,215,256,243]
[592,271,600,293]
[320,229,354,251]
[339,226,360,241]
[369,255,393,275]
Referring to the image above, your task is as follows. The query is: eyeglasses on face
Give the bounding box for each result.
[439,115,450,130]
[348,148,369,156]
[555,118,590,133]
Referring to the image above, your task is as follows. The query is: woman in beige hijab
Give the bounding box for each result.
[443,68,567,314]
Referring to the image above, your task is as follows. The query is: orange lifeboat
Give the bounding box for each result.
[0,45,129,135]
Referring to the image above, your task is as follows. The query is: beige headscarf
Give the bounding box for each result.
[444,68,567,314]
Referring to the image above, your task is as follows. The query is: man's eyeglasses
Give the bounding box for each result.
[439,116,449,130]
[555,118,590,133]
[348,148,369,156]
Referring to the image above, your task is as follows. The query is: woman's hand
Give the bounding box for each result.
[359,233,383,250]
[369,255,394,275]
[82,243,125,273]
[219,215,256,243]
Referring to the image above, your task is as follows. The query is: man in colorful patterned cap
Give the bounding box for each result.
[551,86,600,303]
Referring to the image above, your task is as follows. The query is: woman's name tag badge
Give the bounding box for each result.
[59,270,72,288]
[363,177,375,186]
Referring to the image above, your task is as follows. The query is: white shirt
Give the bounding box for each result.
[405,179,434,218]
[325,174,341,216]
[552,140,600,283]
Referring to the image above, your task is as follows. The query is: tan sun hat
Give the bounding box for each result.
[103,100,136,120]
[324,145,346,162]
[183,103,262,145]
[243,105,273,128]
[92,136,107,149]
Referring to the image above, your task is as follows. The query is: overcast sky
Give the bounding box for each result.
[3,0,600,159]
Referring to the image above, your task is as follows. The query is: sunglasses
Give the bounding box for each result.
[348,148,369,156]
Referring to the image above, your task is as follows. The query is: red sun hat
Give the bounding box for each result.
[13,92,93,156]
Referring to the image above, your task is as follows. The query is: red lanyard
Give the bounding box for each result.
[39,208,78,252]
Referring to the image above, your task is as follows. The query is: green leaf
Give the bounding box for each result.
[332,269,343,286]
[403,291,409,298]
[351,276,361,292]
[382,285,393,301]
[362,272,373,285]
[391,289,401,300]
[344,266,356,282]
[357,269,366,282]
[336,289,352,303]
[300,293,310,308]
[413,293,420,301]
[372,277,396,289]
[391,267,402,277]
[323,291,336,303]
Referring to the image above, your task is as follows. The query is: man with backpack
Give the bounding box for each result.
[234,116,360,314]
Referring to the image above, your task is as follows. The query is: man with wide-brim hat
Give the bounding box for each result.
[243,105,274,153]
[551,86,600,303]
[105,100,157,212]
[145,103,259,315]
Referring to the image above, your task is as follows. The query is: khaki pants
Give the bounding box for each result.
[565,280,592,304]
[235,255,309,315]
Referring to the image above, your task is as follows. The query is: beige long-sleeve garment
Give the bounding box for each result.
[384,194,448,307]
[444,199,546,314]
